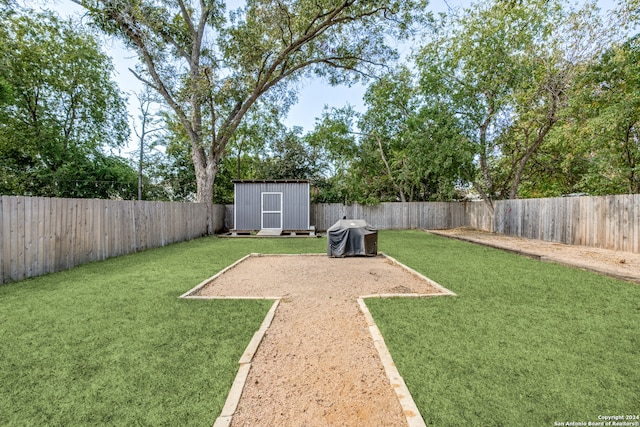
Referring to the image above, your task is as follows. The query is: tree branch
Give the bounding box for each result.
[128,67,159,91]
[261,1,390,88]
[153,24,191,61]
[276,0,294,45]
[177,0,196,37]
[121,26,195,143]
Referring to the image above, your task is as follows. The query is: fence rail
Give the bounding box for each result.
[0,196,209,284]
[3,194,638,284]
[232,197,639,253]
[470,195,640,254]
[311,202,467,231]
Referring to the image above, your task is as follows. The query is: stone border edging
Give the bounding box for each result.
[212,299,280,427]
[179,252,458,427]
[357,298,426,427]
[179,253,254,299]
[427,230,640,285]
[380,253,458,297]
[357,253,457,427]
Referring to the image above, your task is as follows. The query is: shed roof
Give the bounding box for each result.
[232,179,309,184]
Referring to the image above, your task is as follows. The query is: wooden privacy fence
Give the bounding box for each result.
[224,202,467,231]
[231,196,639,254]
[4,194,638,284]
[0,196,209,284]
[311,202,467,231]
[467,195,640,254]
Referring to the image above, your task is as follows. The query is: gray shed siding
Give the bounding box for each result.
[233,181,310,230]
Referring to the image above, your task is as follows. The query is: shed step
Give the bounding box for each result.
[257,228,283,236]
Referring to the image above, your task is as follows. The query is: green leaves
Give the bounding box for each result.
[0,11,135,198]
[305,64,473,204]
[414,0,619,201]
[70,0,427,212]
[53,0,638,204]
[563,34,640,194]
[309,0,636,204]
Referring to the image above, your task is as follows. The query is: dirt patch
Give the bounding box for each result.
[194,254,446,426]
[429,227,640,284]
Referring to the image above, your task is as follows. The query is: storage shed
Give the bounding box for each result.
[233,180,312,234]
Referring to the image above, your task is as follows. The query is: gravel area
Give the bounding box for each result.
[429,227,640,284]
[191,229,639,425]
[195,254,447,427]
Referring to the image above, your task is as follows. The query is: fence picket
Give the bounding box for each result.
[15,197,24,281]
[310,197,638,255]
[0,197,208,284]
[23,197,33,279]
[0,197,4,283]
[1,195,638,285]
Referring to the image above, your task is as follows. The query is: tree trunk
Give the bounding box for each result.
[623,124,639,193]
[477,97,496,200]
[509,114,557,200]
[375,134,406,203]
[138,147,143,201]
[194,166,216,235]
[191,137,218,234]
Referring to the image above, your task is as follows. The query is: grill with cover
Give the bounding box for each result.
[327,219,378,257]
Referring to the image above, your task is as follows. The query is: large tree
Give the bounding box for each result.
[0,11,134,198]
[309,66,472,203]
[562,34,640,195]
[357,66,471,202]
[589,34,640,193]
[71,0,426,232]
[256,125,327,181]
[416,0,609,207]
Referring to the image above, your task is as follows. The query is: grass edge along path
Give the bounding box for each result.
[368,230,640,426]
[0,236,325,426]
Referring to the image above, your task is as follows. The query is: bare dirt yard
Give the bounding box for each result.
[195,254,448,427]
[429,227,640,284]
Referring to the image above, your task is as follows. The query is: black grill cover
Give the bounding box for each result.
[327,219,378,257]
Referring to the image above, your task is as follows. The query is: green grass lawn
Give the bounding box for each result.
[368,230,640,426]
[0,236,325,426]
[2,232,638,426]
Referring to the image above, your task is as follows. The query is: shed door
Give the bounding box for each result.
[261,192,283,229]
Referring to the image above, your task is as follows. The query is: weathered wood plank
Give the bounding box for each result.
[15,197,26,281]
[0,197,4,284]
[580,196,588,247]
[632,195,637,253]
[35,198,45,277]
[66,198,76,269]
[96,199,105,261]
[75,198,85,266]
[631,194,640,253]
[105,200,113,258]
[3,196,16,282]
[23,196,34,279]
[4,195,640,284]
[587,196,595,247]
[4,196,16,282]
[621,195,631,252]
